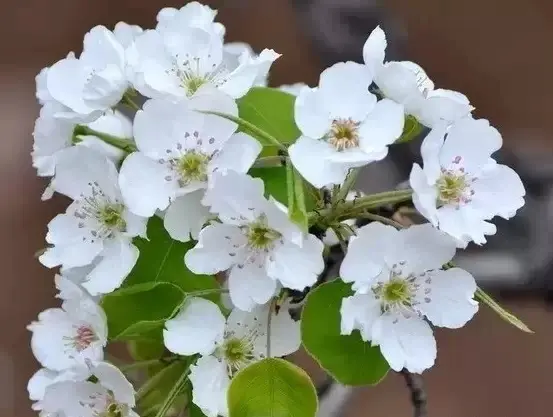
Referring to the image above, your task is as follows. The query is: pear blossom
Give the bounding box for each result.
[186,171,325,311]
[119,93,261,242]
[163,297,300,417]
[409,118,525,247]
[46,25,129,120]
[39,147,147,295]
[339,222,478,373]
[363,26,473,128]
[37,361,138,417]
[28,290,107,371]
[155,1,226,38]
[113,22,143,48]
[224,42,270,86]
[32,106,130,178]
[289,61,404,188]
[129,13,279,101]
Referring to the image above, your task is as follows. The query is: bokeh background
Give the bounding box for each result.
[2,0,552,416]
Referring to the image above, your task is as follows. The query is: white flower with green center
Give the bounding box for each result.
[186,171,325,311]
[36,362,138,417]
[339,222,479,373]
[363,26,474,128]
[28,284,107,371]
[39,147,147,295]
[409,118,526,247]
[289,61,405,188]
[128,4,279,101]
[163,297,301,417]
[119,93,261,243]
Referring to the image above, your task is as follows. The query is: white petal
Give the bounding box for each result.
[340,222,397,293]
[28,369,60,402]
[82,238,139,295]
[372,314,436,373]
[93,362,135,406]
[122,209,148,239]
[418,268,478,329]
[164,297,225,356]
[189,355,230,417]
[440,118,502,174]
[228,263,278,311]
[294,87,331,139]
[119,152,174,217]
[164,192,210,242]
[211,132,261,174]
[375,62,422,105]
[340,293,381,341]
[416,92,473,128]
[409,163,439,225]
[419,122,448,183]
[358,98,405,154]
[288,137,350,188]
[267,234,324,291]
[363,26,387,75]
[318,62,376,120]
[185,223,247,274]
[392,224,456,274]
[436,205,497,247]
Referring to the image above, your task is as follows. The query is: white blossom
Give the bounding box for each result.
[409,118,525,247]
[363,26,473,128]
[186,171,325,311]
[339,222,478,373]
[46,26,129,120]
[224,42,270,86]
[289,61,404,188]
[119,92,260,242]
[113,22,143,48]
[37,362,137,417]
[39,147,147,295]
[163,297,300,417]
[28,289,107,371]
[32,106,130,178]
[128,10,279,100]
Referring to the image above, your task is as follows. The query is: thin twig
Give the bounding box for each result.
[401,369,428,417]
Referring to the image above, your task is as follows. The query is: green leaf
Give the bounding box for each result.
[475,287,533,333]
[228,358,318,417]
[125,216,219,294]
[286,163,308,231]
[237,87,300,155]
[395,115,424,144]
[189,403,208,417]
[128,338,165,361]
[101,282,185,340]
[301,280,389,385]
[138,360,189,415]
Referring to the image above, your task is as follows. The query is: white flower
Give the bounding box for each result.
[129,14,279,100]
[119,93,260,242]
[186,171,325,311]
[323,190,364,246]
[39,147,147,295]
[37,361,137,417]
[46,26,128,120]
[339,222,478,373]
[163,297,300,417]
[363,26,473,128]
[278,82,307,96]
[289,61,404,188]
[223,42,270,86]
[409,118,525,247]
[32,106,130,177]
[113,22,143,48]
[28,289,107,371]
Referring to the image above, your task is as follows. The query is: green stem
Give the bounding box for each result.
[74,125,137,153]
[253,156,285,168]
[136,361,183,402]
[120,358,175,372]
[201,111,286,151]
[335,168,360,206]
[120,92,141,111]
[187,288,229,297]
[356,212,405,229]
[154,365,191,417]
[475,287,533,333]
[309,189,413,225]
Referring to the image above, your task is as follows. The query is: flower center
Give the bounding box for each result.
[436,171,472,206]
[73,325,98,352]
[176,151,210,185]
[175,56,228,97]
[220,336,256,375]
[98,204,126,231]
[245,216,282,250]
[99,399,128,417]
[328,118,360,151]
[373,273,416,313]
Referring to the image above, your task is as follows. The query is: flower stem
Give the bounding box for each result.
[120,358,176,372]
[201,111,287,151]
[154,365,191,417]
[356,212,405,229]
[334,168,360,206]
[74,125,137,153]
[136,361,183,402]
[401,369,427,417]
[120,91,141,111]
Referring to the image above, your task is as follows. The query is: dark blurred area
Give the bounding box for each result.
[1,0,552,416]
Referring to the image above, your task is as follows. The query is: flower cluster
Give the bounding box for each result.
[28,3,527,417]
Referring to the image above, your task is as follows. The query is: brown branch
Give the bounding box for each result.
[401,369,428,417]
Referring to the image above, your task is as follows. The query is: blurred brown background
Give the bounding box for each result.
[1,0,551,416]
